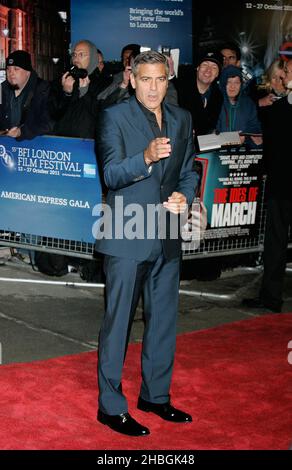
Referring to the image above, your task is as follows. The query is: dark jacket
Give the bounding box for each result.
[262,96,292,200]
[216,93,262,135]
[177,67,223,136]
[217,65,262,136]
[49,67,119,138]
[0,71,53,140]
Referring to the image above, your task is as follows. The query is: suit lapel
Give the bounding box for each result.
[129,96,154,143]
[162,104,177,180]
[129,97,179,181]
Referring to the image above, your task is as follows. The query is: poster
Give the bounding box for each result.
[196,0,292,80]
[71,0,193,63]
[0,135,101,243]
[195,147,264,242]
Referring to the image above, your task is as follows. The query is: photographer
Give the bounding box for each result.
[0,50,53,140]
[49,40,118,138]
[42,40,117,279]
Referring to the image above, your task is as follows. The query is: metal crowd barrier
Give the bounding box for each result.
[0,232,94,259]
[182,176,268,260]
[0,177,291,262]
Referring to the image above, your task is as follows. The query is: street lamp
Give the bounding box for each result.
[58,12,67,23]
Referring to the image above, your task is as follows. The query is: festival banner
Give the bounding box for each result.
[0,135,101,243]
[196,0,292,81]
[71,0,193,63]
[195,147,264,241]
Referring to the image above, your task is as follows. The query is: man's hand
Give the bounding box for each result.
[79,76,90,88]
[251,135,263,146]
[144,137,171,165]
[258,93,275,107]
[61,72,75,94]
[163,191,187,214]
[189,201,207,234]
[6,127,21,138]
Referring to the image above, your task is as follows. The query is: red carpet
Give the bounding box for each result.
[0,314,291,450]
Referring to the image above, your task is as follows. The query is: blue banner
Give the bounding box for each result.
[0,135,101,243]
[71,0,193,63]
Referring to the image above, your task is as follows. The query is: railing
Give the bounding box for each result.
[0,136,291,261]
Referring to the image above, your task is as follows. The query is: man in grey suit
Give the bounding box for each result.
[95,51,197,436]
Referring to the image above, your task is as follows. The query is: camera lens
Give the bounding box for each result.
[68,66,88,80]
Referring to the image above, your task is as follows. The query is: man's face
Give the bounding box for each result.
[130,62,168,112]
[221,48,239,67]
[97,52,104,72]
[72,42,90,70]
[122,49,133,68]
[283,59,292,88]
[197,61,219,87]
[226,76,241,100]
[6,66,30,89]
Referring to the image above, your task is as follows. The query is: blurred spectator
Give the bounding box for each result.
[49,40,118,138]
[220,41,254,92]
[220,42,241,68]
[217,65,262,148]
[97,49,105,73]
[242,59,292,312]
[0,50,53,140]
[97,43,141,104]
[177,51,223,139]
[96,48,116,79]
[121,43,141,69]
[257,59,287,108]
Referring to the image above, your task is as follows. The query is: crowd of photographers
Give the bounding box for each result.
[1,40,291,147]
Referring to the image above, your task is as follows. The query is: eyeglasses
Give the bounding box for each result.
[71,52,89,59]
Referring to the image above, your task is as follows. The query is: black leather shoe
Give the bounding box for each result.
[241,297,282,313]
[137,397,192,423]
[97,410,150,436]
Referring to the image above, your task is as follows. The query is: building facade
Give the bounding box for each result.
[0,0,70,80]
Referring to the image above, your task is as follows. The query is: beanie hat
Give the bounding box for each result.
[197,51,223,72]
[6,50,33,71]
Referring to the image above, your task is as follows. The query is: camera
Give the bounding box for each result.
[162,46,171,57]
[67,65,88,80]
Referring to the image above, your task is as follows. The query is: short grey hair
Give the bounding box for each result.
[131,50,169,77]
